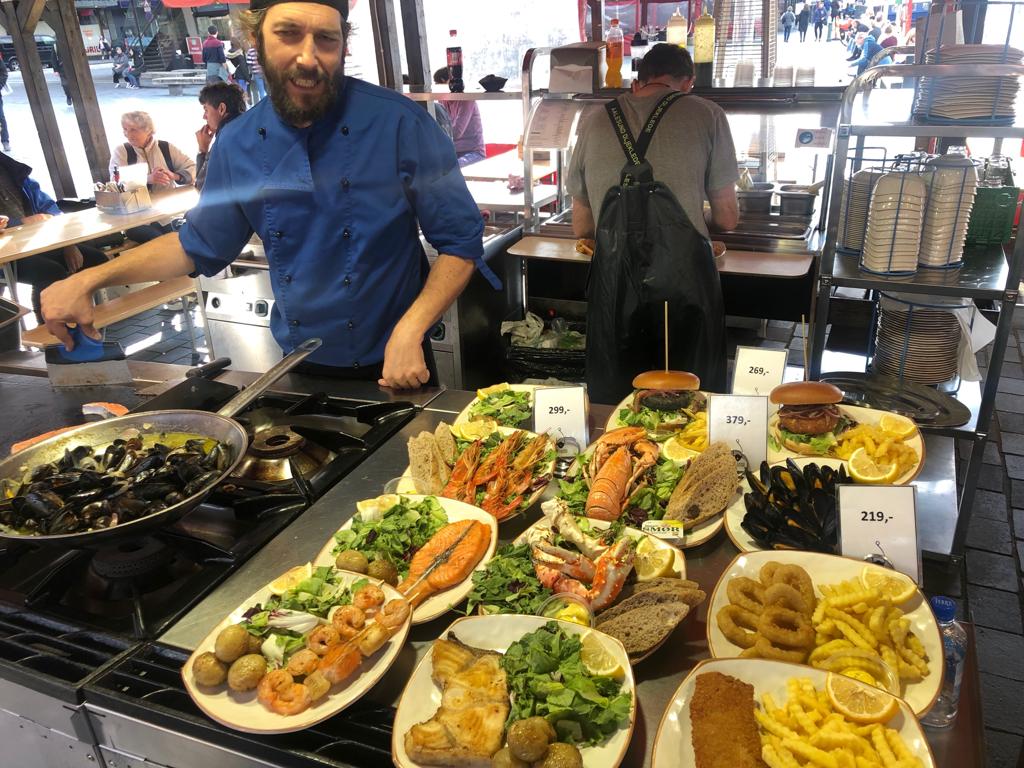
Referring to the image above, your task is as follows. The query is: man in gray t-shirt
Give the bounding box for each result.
[567,44,739,242]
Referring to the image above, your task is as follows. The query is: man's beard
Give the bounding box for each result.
[261,44,343,126]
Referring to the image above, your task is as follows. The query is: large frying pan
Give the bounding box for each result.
[0,338,322,548]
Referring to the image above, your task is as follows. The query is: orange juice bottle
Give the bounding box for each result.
[605,18,624,89]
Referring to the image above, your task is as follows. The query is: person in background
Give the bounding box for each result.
[0,153,106,322]
[126,47,144,88]
[202,25,229,83]
[812,1,828,41]
[433,67,485,166]
[109,111,196,243]
[99,36,111,59]
[194,82,246,191]
[52,48,73,106]
[880,24,898,49]
[0,56,9,152]
[168,49,193,70]
[846,31,866,61]
[245,43,266,101]
[853,28,891,74]
[797,4,811,41]
[226,40,250,99]
[111,46,131,87]
[781,6,796,42]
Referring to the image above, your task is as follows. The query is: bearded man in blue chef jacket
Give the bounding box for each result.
[40,0,495,389]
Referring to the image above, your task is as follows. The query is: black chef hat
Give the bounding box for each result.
[249,0,349,20]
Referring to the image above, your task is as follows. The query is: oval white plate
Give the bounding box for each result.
[454,384,537,426]
[182,570,409,734]
[724,457,846,553]
[397,426,554,522]
[314,495,499,625]
[706,550,942,716]
[392,614,636,768]
[767,404,924,485]
[651,658,936,768]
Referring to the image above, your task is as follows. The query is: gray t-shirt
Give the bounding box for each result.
[567,92,739,239]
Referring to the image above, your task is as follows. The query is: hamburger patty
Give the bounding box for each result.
[633,389,704,412]
[777,403,841,436]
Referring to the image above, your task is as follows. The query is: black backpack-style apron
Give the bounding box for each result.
[585,93,727,404]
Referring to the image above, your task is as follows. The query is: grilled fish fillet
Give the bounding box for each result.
[405,638,509,767]
[690,671,766,768]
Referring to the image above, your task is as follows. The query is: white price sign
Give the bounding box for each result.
[533,386,589,452]
[707,395,768,468]
[732,346,788,396]
[641,519,685,541]
[838,485,921,584]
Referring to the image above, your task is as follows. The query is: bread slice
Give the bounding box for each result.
[609,579,707,611]
[664,443,738,528]
[409,433,444,494]
[595,602,689,658]
[595,588,695,626]
[435,422,457,466]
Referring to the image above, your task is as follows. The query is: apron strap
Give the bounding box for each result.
[605,92,684,185]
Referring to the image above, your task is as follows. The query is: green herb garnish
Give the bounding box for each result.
[465,542,552,616]
[332,496,447,577]
[469,390,532,427]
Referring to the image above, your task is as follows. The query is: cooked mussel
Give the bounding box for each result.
[741,460,842,553]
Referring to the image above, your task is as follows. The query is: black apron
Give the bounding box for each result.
[585,93,727,404]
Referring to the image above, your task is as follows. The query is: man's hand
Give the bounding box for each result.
[195,125,214,154]
[379,326,430,390]
[63,245,84,272]
[148,168,176,186]
[22,213,53,225]
[40,274,99,349]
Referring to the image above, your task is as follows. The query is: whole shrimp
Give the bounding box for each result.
[353,584,385,616]
[318,642,361,684]
[307,624,340,656]
[358,598,411,656]
[256,669,313,716]
[332,605,366,639]
[285,648,320,677]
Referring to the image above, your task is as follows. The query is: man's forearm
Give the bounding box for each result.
[392,254,475,339]
[76,231,196,291]
[572,197,595,239]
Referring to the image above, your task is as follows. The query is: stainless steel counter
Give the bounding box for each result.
[158,392,983,767]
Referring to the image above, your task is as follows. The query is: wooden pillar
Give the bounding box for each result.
[398,0,429,92]
[44,0,111,185]
[3,0,75,197]
[588,0,604,43]
[368,0,401,90]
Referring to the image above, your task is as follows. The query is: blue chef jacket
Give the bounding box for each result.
[178,77,492,368]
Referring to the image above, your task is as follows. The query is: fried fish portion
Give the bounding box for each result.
[690,671,766,768]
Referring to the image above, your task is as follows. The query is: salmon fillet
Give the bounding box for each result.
[398,520,491,602]
[690,672,766,768]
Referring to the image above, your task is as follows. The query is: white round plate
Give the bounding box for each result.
[706,550,943,716]
[651,657,936,768]
[315,495,499,625]
[392,614,636,768]
[454,384,537,426]
[182,570,410,734]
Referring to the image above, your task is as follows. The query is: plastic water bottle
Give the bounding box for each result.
[604,18,624,89]
[921,595,966,728]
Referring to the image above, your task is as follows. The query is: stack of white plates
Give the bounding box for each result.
[914,44,1024,122]
[839,168,887,252]
[874,307,961,384]
[795,67,815,86]
[920,155,980,268]
[734,61,756,87]
[773,65,794,87]
[861,172,926,274]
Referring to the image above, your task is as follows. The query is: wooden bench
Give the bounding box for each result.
[150,70,208,96]
[21,276,199,347]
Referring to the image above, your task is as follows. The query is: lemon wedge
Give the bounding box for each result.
[878,413,918,440]
[580,632,624,678]
[826,672,899,724]
[634,536,675,581]
[268,563,313,596]
[555,603,592,626]
[451,419,499,441]
[662,435,701,464]
[860,566,918,605]
[839,668,879,687]
[848,447,899,484]
[476,382,510,399]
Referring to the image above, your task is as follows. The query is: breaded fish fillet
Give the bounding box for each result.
[690,671,766,768]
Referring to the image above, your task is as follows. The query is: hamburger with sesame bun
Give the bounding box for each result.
[769,381,856,456]
[617,370,707,431]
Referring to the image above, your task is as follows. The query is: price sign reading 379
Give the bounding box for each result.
[707,394,768,468]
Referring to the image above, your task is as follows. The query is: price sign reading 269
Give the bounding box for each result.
[732,346,788,396]
[707,394,768,468]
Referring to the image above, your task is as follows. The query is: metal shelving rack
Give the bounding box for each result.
[809,62,1024,563]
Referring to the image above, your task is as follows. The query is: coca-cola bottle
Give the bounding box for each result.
[446,29,464,93]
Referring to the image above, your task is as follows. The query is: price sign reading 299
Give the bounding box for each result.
[707,394,769,468]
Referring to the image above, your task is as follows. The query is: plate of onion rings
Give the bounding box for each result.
[707,550,943,716]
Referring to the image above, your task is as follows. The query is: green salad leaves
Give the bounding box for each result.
[469,390,533,427]
[615,405,692,432]
[557,454,683,526]
[501,622,632,746]
[332,496,447,578]
[465,542,552,616]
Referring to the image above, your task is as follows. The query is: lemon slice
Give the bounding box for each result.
[634,537,675,581]
[662,435,701,463]
[476,382,510,399]
[860,566,918,605]
[451,419,499,441]
[555,603,592,626]
[826,672,899,723]
[268,563,313,596]
[848,447,899,484]
[840,668,879,687]
[580,632,624,678]
[879,413,917,440]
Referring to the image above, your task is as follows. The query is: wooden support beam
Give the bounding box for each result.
[16,0,45,34]
[399,0,430,92]
[44,0,111,184]
[3,1,74,197]
[368,0,401,90]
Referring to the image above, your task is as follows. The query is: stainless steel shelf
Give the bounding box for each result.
[828,246,1011,300]
[846,123,1024,138]
[917,434,960,560]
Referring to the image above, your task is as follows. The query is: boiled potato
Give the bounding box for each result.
[192,651,227,687]
[214,624,251,663]
[227,653,267,692]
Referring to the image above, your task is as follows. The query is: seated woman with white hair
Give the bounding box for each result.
[109,110,196,243]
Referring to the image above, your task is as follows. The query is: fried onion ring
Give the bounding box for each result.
[716,605,760,649]
[758,606,815,649]
[751,635,809,663]
[726,577,765,614]
[763,582,810,616]
[759,561,783,585]
[768,564,816,614]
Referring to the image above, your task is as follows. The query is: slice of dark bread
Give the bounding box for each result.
[595,602,689,658]
[615,578,707,608]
